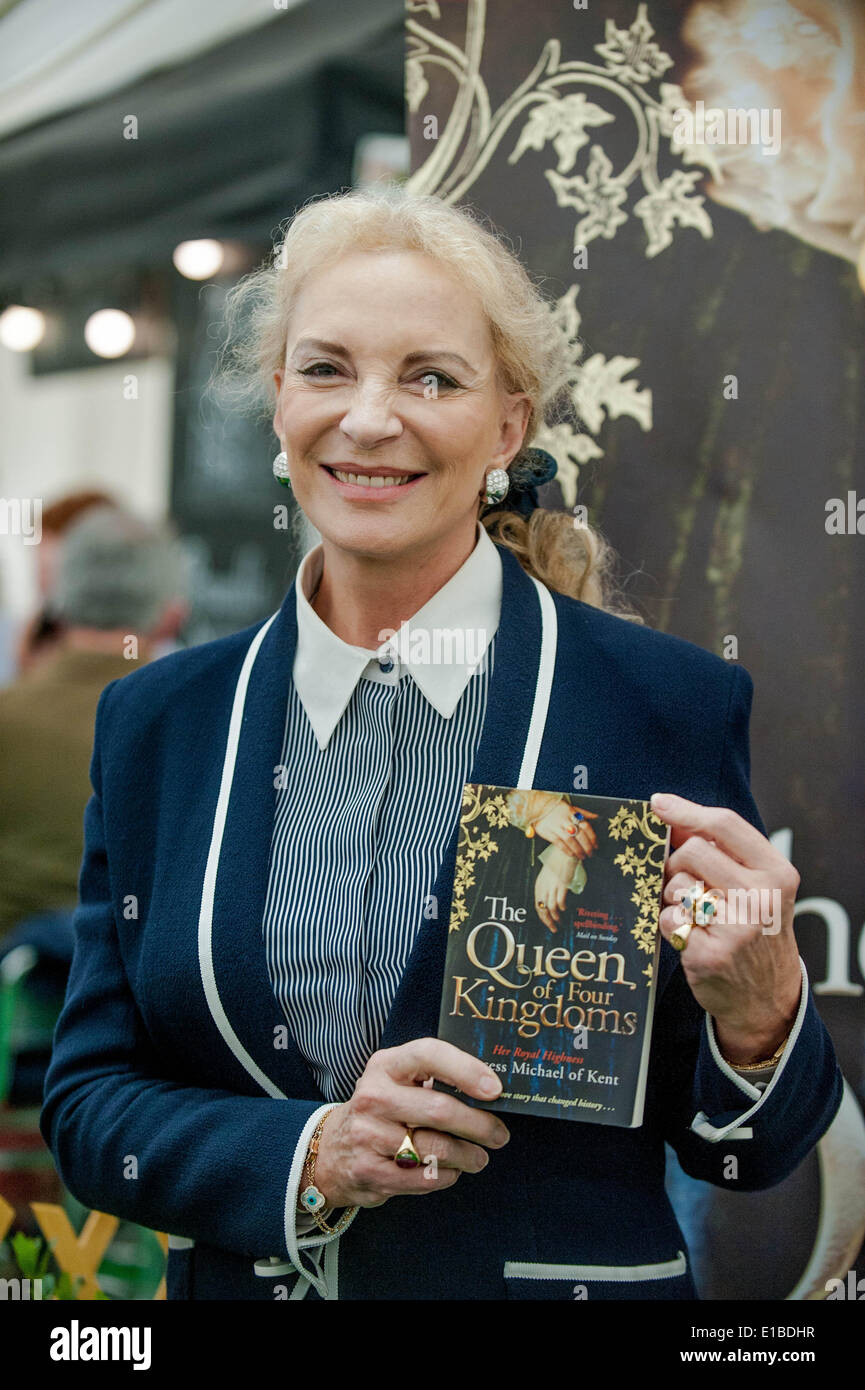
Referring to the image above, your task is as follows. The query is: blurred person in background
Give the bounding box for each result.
[12,489,116,680]
[0,505,187,941]
[0,576,17,688]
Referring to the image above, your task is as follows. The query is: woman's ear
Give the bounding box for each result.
[492,391,532,470]
[272,369,284,439]
[512,391,532,445]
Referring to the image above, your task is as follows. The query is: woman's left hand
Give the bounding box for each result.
[650,793,803,1066]
[533,862,570,932]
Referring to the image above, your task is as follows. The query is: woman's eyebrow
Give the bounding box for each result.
[291,337,349,358]
[401,349,477,374]
[291,337,477,374]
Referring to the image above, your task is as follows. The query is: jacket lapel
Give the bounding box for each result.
[206,581,327,1101]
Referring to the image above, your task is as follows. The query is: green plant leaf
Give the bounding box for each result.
[11,1232,41,1278]
[54,1271,86,1301]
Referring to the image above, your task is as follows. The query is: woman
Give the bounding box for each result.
[41,186,841,1301]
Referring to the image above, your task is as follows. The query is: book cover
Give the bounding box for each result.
[435,784,670,1127]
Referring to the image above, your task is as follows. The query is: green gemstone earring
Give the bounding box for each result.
[272,450,292,489]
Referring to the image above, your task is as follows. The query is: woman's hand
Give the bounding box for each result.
[534,854,573,932]
[312,1039,510,1210]
[651,793,803,1065]
[534,800,598,858]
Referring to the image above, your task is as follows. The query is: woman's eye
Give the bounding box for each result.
[416,370,459,390]
[297,364,458,388]
[298,362,340,377]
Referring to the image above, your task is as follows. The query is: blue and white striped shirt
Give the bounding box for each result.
[261,523,502,1102]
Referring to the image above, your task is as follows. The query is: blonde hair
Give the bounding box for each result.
[214,184,641,621]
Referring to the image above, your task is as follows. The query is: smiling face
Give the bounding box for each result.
[272,249,530,569]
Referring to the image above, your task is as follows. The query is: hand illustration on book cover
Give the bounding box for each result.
[438,784,670,1127]
[504,788,599,932]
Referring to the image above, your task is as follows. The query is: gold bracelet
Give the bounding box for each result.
[300,1114,359,1236]
[730,1032,790,1071]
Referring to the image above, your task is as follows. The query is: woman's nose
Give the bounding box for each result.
[338,382,403,450]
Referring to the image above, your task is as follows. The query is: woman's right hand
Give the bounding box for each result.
[533,800,598,858]
[312,1039,511,1210]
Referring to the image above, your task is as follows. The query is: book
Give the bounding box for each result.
[435,784,670,1127]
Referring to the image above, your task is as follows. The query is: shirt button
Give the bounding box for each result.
[378,659,394,673]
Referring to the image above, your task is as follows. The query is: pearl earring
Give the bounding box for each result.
[484,467,509,505]
[272,450,292,489]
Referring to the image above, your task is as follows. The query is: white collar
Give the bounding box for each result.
[293,522,502,750]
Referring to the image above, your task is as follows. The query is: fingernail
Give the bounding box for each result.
[480,1075,501,1096]
[651,793,671,809]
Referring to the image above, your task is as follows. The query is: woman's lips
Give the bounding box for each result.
[321,465,426,497]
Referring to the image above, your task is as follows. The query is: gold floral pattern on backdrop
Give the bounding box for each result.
[405,1,719,507]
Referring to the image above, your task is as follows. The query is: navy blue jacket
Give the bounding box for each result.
[40,543,843,1300]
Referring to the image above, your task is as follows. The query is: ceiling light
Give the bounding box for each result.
[0,305,46,351]
[84,309,136,358]
[172,239,225,280]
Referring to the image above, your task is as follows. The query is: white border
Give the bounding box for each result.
[282,1102,359,1299]
[516,577,557,788]
[504,1251,687,1281]
[197,610,286,1099]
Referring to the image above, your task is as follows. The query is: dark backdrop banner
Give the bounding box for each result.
[406,0,865,1299]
